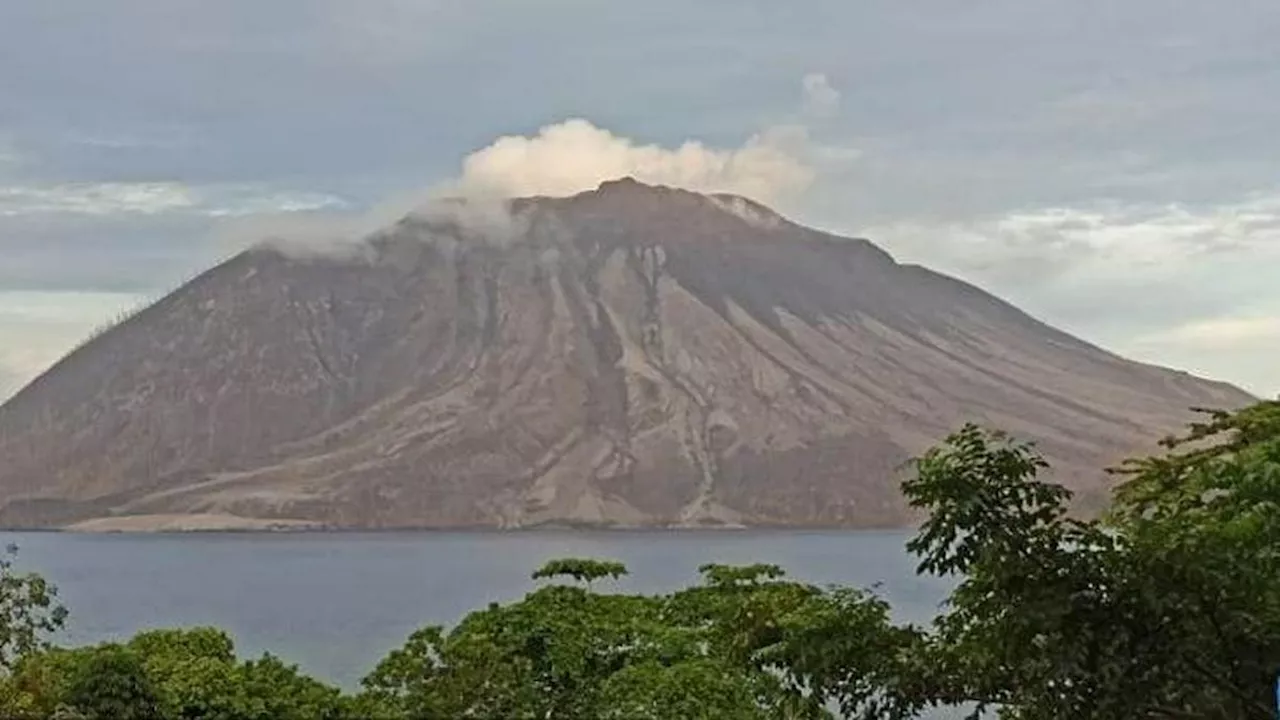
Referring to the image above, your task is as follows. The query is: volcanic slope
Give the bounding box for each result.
[0,179,1253,529]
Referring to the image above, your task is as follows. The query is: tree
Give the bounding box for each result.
[62,645,159,720]
[6,628,349,720]
[361,559,672,718]
[0,545,68,673]
[896,402,1280,719]
[531,558,628,584]
[1107,401,1280,717]
[666,563,921,719]
[361,557,916,719]
[595,659,768,719]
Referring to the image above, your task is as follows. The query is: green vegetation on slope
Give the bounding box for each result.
[1,400,1277,719]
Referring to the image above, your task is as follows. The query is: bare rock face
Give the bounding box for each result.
[0,179,1255,529]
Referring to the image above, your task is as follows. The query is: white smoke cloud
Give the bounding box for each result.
[219,73,845,257]
[219,186,536,258]
[212,210,375,259]
[451,118,816,205]
[443,72,850,204]
[409,193,538,249]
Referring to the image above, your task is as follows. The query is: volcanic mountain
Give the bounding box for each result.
[0,179,1253,530]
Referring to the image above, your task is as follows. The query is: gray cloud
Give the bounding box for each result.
[0,138,17,170]
[6,0,1269,198]
[800,73,841,120]
[0,290,146,400]
[0,368,19,403]
[0,182,345,217]
[853,195,1280,396]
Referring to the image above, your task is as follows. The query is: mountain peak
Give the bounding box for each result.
[529,177,789,238]
[595,175,648,193]
[570,176,694,208]
[0,183,1254,531]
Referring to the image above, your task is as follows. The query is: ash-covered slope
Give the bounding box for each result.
[0,179,1253,529]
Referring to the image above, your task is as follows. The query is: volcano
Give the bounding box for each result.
[0,179,1253,530]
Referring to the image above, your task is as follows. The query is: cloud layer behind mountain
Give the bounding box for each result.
[1,0,1277,399]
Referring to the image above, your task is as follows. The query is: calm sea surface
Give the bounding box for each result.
[1,530,951,689]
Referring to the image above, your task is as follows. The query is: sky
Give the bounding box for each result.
[1,0,1278,400]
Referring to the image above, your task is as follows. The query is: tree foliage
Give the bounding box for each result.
[359,557,913,719]
[531,558,628,584]
[0,546,67,673]
[4,628,348,720]
[899,401,1280,718]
